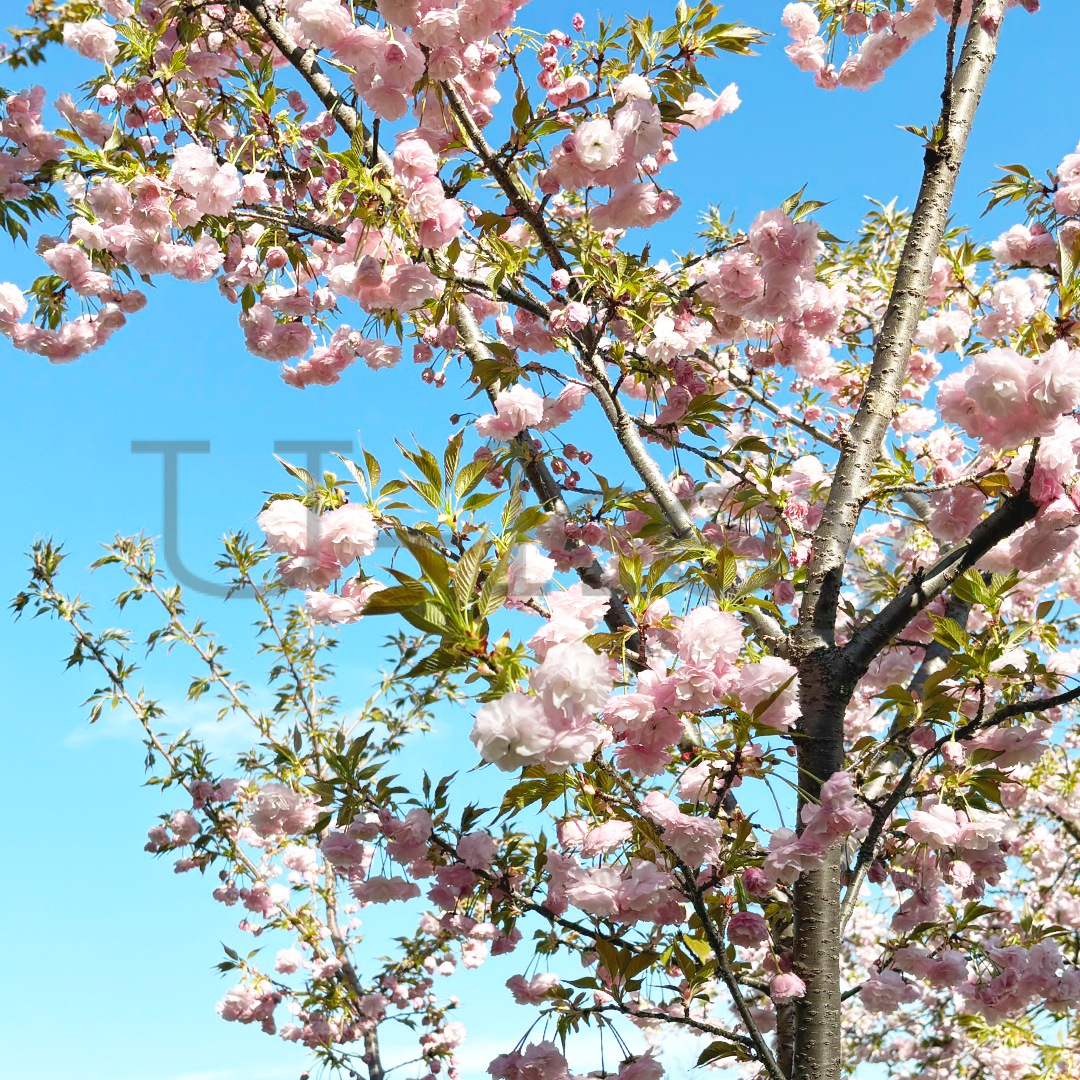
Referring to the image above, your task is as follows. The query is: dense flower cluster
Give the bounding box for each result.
[12,2,1080,1080]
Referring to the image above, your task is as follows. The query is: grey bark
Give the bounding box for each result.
[795,7,1000,656]
[789,8,1001,1080]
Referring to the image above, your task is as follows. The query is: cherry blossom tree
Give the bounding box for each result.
[9,2,1080,1080]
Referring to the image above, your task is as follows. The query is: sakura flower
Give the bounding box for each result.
[770,972,806,1003]
[676,606,743,666]
[727,910,769,946]
[505,972,561,1005]
[859,969,918,1013]
[904,802,960,848]
[258,499,318,556]
[350,875,422,904]
[320,502,378,563]
[62,18,119,64]
[738,656,800,730]
[457,831,497,870]
[529,641,614,722]
[507,544,557,600]
[247,781,319,838]
[474,385,545,441]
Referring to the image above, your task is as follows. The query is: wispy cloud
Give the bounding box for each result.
[62,692,270,755]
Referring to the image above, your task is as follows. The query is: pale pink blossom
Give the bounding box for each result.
[62,18,119,64]
[505,972,561,1005]
[475,385,545,440]
[781,2,820,40]
[258,499,319,556]
[860,969,919,1012]
[507,544,557,600]
[770,972,806,1003]
[457,831,497,870]
[321,502,378,563]
[248,781,319,837]
[350,875,421,903]
[528,641,614,722]
[275,948,303,973]
[676,606,743,666]
[727,910,769,946]
[738,656,800,730]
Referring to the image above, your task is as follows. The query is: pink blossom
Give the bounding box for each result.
[475,385,545,440]
[489,1041,571,1080]
[534,385,587,432]
[248,781,319,837]
[169,809,200,841]
[573,117,623,173]
[680,84,740,129]
[991,223,1058,267]
[914,309,972,353]
[321,502,378,563]
[615,74,651,101]
[676,606,743,666]
[62,18,119,64]
[0,282,27,329]
[613,99,663,161]
[590,183,681,231]
[457,831,497,870]
[275,948,303,973]
[781,3,820,40]
[350,875,422,903]
[738,656,800,730]
[295,0,354,50]
[860,969,919,1012]
[258,499,318,556]
[617,1055,663,1080]
[640,791,725,865]
[727,910,769,946]
[506,972,561,1005]
[507,544,557,600]
[1031,341,1080,419]
[321,831,369,869]
[470,692,607,772]
[528,641,614,722]
[563,862,623,917]
[580,819,633,856]
[966,348,1036,414]
[304,589,363,624]
[770,972,806,1003]
[801,771,872,843]
[786,37,827,72]
[763,827,825,883]
[742,866,773,896]
[905,802,960,848]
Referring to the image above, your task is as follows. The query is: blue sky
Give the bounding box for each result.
[2,3,1079,1078]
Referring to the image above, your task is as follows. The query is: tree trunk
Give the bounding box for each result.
[791,650,854,1080]
[789,10,1000,1076]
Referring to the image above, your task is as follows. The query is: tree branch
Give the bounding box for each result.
[795,4,1001,654]
[843,486,1036,672]
[237,0,388,167]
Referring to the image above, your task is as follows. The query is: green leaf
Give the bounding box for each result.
[454,459,490,498]
[477,553,510,616]
[697,1041,740,1067]
[274,455,314,489]
[443,430,463,490]
[398,530,452,594]
[360,582,431,614]
[780,184,807,216]
[454,534,489,610]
